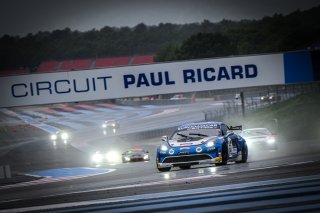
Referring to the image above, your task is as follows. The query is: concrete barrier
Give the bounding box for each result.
[116,98,193,106]
[119,126,177,141]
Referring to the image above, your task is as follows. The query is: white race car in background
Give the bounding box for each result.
[50,130,70,146]
[102,120,120,135]
[240,128,277,150]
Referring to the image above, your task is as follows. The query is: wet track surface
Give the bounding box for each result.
[0,101,320,212]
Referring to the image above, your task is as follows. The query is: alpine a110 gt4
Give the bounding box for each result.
[156,121,248,172]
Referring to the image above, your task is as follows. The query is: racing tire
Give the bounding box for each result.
[236,142,248,163]
[156,156,171,172]
[179,165,191,170]
[215,144,228,166]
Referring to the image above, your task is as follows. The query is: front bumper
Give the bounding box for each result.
[247,141,277,150]
[157,156,222,168]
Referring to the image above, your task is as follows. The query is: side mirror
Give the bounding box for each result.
[161,135,168,142]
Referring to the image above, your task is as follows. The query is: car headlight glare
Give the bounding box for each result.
[92,152,103,163]
[102,124,107,128]
[61,132,69,140]
[51,134,57,140]
[143,155,149,160]
[245,138,252,144]
[124,156,130,161]
[106,151,119,162]
[161,144,168,151]
[206,141,214,147]
[267,137,275,143]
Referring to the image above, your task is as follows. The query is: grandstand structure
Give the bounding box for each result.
[0,69,30,77]
[1,55,154,76]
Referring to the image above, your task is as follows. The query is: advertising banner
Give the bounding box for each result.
[0,54,285,107]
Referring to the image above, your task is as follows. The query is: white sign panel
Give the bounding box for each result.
[0,54,284,107]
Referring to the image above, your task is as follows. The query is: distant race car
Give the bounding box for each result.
[91,149,122,165]
[102,120,120,135]
[156,121,248,172]
[170,94,186,100]
[240,128,277,150]
[50,130,70,146]
[260,93,281,103]
[122,148,150,163]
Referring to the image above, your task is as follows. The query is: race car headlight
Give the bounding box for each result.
[161,144,168,151]
[102,124,107,128]
[206,141,214,147]
[61,132,69,140]
[92,152,103,163]
[124,156,130,161]
[143,155,149,160]
[267,137,275,144]
[51,134,57,140]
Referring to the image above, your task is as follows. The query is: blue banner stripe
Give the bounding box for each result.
[284,51,314,83]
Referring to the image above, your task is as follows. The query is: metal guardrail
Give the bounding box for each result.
[116,82,320,141]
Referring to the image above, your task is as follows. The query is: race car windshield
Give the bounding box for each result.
[171,128,219,141]
[127,150,145,155]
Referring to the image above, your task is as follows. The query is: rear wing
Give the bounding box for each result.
[227,125,242,131]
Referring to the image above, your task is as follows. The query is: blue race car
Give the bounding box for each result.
[156,121,248,172]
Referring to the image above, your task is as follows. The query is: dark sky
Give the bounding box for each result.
[1,0,320,36]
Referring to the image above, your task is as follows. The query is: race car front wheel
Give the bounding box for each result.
[156,156,171,172]
[215,144,228,166]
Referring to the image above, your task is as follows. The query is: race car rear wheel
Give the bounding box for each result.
[179,165,191,170]
[236,142,248,163]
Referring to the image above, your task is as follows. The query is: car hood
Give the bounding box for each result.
[126,152,146,156]
[244,135,269,140]
[168,136,216,147]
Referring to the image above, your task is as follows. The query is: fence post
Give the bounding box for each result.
[240,91,245,117]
